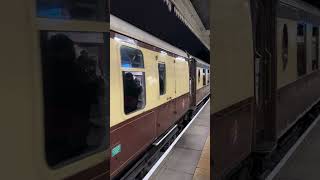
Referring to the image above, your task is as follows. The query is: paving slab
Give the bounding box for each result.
[150,101,210,180]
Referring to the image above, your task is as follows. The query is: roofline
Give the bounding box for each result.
[111,14,189,58]
[193,56,209,66]
[110,14,209,64]
[280,0,320,16]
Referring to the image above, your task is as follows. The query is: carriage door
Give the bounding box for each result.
[189,58,197,109]
[252,0,277,152]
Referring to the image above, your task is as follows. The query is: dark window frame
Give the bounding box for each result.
[40,31,108,169]
[312,26,319,71]
[36,0,108,21]
[158,63,166,96]
[203,70,206,86]
[297,23,307,77]
[282,24,289,71]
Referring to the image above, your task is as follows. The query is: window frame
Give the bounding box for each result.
[33,0,110,175]
[282,24,289,71]
[203,69,206,86]
[119,45,147,116]
[158,62,166,96]
[120,45,145,69]
[312,26,319,71]
[36,0,108,21]
[297,23,307,77]
[40,30,108,169]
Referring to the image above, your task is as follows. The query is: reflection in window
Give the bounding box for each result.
[121,46,144,68]
[40,31,107,167]
[37,0,107,21]
[158,63,166,95]
[123,72,146,114]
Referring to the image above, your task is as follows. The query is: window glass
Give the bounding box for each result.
[121,46,144,68]
[40,31,107,167]
[198,69,200,82]
[297,24,307,76]
[203,70,206,86]
[312,27,319,70]
[158,63,166,95]
[297,24,305,36]
[123,72,146,114]
[37,0,107,21]
[207,70,210,84]
[282,24,289,71]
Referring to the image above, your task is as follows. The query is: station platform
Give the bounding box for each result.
[149,100,210,180]
[268,116,320,180]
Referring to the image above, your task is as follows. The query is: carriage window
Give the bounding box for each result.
[121,46,144,68]
[123,72,146,114]
[297,24,307,76]
[40,31,107,167]
[207,69,210,84]
[37,0,107,21]
[282,24,289,71]
[312,27,319,70]
[198,69,201,82]
[158,63,166,95]
[203,70,206,86]
[297,24,305,36]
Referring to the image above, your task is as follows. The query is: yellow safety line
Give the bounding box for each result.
[193,135,210,180]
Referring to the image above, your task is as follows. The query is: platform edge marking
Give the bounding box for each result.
[266,114,320,180]
[142,98,210,180]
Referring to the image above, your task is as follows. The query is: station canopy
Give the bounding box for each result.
[111,0,210,63]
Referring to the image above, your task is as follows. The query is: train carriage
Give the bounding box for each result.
[276,0,320,139]
[212,0,320,179]
[110,15,210,178]
[1,0,110,180]
[1,1,210,179]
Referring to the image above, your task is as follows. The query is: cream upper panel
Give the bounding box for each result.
[175,58,190,97]
[277,18,298,89]
[110,38,190,127]
[211,0,254,113]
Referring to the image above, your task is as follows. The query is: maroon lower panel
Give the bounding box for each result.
[110,93,191,178]
[212,98,253,178]
[110,111,157,177]
[156,100,176,137]
[276,71,320,138]
[196,85,210,104]
[175,93,190,120]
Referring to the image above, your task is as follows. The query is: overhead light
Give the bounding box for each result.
[175,57,186,62]
[160,51,168,55]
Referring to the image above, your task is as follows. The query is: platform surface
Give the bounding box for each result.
[150,101,210,180]
[272,118,320,180]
